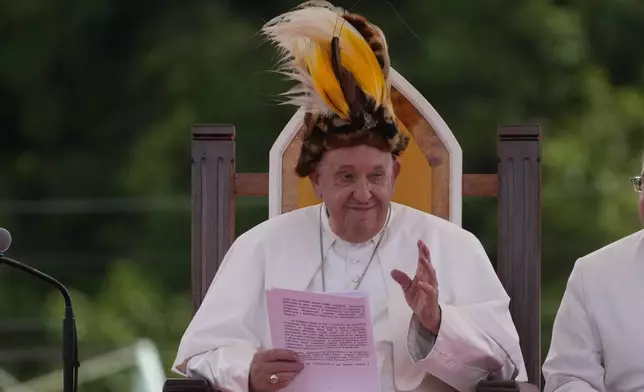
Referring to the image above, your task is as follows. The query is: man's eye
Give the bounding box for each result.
[336,173,354,184]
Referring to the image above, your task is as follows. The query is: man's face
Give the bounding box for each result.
[310,145,399,243]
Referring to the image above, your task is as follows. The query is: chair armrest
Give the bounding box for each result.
[477,380,540,392]
[163,378,217,392]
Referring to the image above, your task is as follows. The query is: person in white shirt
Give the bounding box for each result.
[542,158,644,392]
[171,2,526,392]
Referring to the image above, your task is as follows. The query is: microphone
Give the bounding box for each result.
[0,228,11,253]
[0,228,79,392]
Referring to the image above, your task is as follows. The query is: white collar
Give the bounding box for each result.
[319,203,392,259]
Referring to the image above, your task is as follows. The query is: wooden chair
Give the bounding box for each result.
[163,69,541,392]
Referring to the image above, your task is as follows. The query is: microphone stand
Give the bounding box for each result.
[0,252,79,392]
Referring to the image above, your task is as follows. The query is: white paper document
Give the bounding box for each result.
[266,288,380,392]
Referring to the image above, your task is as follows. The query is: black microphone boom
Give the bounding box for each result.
[0,228,79,392]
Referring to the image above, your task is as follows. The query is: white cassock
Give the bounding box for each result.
[543,229,644,392]
[172,202,527,392]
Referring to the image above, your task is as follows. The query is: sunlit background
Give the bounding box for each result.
[2,0,644,390]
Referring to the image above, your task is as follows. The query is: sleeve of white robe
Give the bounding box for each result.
[542,260,605,392]
[171,234,267,392]
[407,231,527,391]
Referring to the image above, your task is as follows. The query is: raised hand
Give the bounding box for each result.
[249,349,304,392]
[390,239,441,334]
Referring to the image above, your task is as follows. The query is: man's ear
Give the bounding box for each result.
[393,160,401,179]
[309,171,323,198]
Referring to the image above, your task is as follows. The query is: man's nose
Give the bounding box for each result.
[353,180,372,203]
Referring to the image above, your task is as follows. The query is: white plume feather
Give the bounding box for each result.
[261,3,360,115]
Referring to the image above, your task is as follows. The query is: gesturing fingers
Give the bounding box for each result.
[419,239,430,258]
[414,240,425,277]
[390,269,413,291]
[418,281,438,299]
[417,240,438,288]
[392,241,439,308]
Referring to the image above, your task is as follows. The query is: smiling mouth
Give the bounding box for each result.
[348,205,376,210]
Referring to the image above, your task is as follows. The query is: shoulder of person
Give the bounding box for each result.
[230,204,320,249]
[391,202,481,245]
[573,228,644,280]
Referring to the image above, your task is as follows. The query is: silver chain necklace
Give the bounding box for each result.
[318,204,392,292]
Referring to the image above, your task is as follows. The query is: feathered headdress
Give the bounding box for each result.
[261,1,409,177]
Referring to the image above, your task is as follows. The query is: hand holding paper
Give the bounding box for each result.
[265,288,380,392]
[391,239,441,334]
[248,348,303,392]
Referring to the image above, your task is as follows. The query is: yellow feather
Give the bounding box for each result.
[337,25,386,106]
[303,26,386,118]
[262,6,388,116]
[305,43,350,118]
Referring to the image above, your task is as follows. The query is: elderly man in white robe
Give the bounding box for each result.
[172,3,526,392]
[542,158,644,392]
